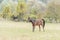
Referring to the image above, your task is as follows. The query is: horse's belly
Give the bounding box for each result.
[35,23,41,25]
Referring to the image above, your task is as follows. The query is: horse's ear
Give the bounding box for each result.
[28,17,30,19]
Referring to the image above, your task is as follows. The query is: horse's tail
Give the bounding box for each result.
[42,19,45,30]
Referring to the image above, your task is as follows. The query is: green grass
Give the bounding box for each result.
[0,21,60,40]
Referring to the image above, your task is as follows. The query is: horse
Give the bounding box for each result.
[28,17,45,32]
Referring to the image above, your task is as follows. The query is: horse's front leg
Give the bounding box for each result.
[32,25,35,32]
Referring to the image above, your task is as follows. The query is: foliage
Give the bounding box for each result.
[2,5,12,19]
[0,0,60,23]
[16,1,28,21]
[46,2,60,23]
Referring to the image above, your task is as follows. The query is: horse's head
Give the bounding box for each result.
[28,17,32,22]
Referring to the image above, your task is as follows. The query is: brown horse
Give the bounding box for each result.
[28,17,45,32]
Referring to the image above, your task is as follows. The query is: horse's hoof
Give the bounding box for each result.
[32,31,34,32]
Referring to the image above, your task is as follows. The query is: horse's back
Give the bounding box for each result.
[34,19,43,25]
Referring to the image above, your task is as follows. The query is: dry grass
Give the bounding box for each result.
[0,21,60,40]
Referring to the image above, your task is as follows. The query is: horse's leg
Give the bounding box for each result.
[39,25,40,31]
[42,19,45,31]
[42,25,45,31]
[32,25,35,32]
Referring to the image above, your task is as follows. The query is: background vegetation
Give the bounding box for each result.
[0,0,60,23]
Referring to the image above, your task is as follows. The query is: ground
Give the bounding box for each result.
[0,20,60,40]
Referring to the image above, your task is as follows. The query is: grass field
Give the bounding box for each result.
[0,21,60,40]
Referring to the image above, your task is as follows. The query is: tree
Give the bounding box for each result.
[46,2,60,23]
[2,3,14,20]
[16,1,27,21]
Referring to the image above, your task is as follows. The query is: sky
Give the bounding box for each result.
[0,0,53,12]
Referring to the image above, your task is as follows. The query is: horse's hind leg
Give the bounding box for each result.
[42,25,45,31]
[39,25,40,31]
[42,19,45,31]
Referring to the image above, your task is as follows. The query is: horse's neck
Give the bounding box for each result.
[31,19,36,24]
